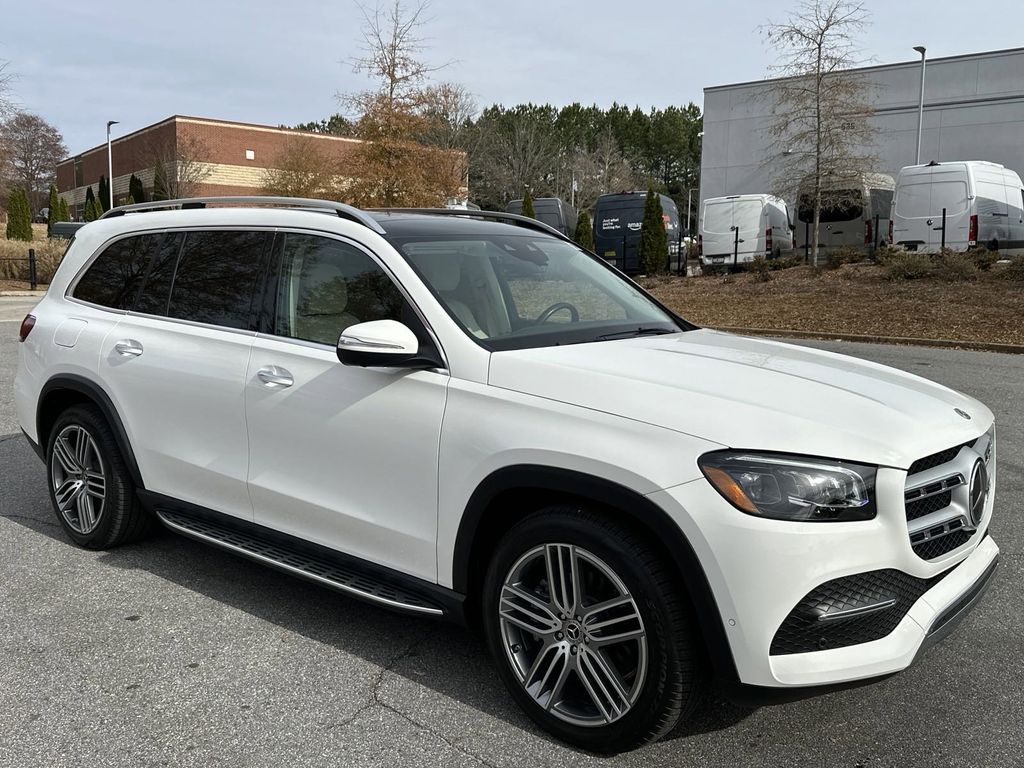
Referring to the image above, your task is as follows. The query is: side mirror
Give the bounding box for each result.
[336,320,441,368]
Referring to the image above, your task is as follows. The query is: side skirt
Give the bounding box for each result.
[138,490,466,624]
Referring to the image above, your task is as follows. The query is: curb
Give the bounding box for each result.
[712,326,1024,355]
[0,291,46,297]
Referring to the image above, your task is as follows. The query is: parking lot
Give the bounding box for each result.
[1,295,1021,768]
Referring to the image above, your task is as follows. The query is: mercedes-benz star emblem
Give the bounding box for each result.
[969,459,988,526]
[955,408,972,420]
[565,622,581,642]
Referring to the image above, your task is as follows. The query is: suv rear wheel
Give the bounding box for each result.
[46,405,151,549]
[482,506,701,752]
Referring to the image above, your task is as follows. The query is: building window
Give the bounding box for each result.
[245,149,255,161]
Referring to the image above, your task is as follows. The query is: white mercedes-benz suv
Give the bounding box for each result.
[14,197,999,752]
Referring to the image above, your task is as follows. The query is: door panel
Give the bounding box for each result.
[245,339,447,580]
[243,232,448,581]
[100,315,256,520]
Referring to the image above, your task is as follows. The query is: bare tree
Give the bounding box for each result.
[148,134,212,200]
[763,0,878,265]
[261,137,344,198]
[341,0,465,206]
[568,129,639,211]
[1,111,67,211]
[470,113,559,208]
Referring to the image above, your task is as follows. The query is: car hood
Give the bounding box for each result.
[487,329,992,469]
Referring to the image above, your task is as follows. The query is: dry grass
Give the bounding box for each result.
[644,262,1024,346]
[1,224,67,288]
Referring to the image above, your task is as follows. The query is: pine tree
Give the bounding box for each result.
[638,188,669,274]
[83,197,98,222]
[47,185,59,234]
[129,173,146,204]
[85,185,96,213]
[6,189,34,241]
[522,189,535,219]
[98,175,109,212]
[152,163,168,201]
[574,210,594,251]
[58,197,70,223]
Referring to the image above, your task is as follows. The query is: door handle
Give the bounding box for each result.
[114,339,143,357]
[257,366,294,388]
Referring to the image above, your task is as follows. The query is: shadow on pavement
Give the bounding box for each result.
[0,431,755,750]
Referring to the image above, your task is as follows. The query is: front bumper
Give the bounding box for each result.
[648,465,999,688]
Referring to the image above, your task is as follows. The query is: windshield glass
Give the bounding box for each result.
[390,233,684,350]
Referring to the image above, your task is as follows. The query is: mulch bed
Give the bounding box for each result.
[644,264,1024,346]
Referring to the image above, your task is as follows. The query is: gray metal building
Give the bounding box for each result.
[700,47,1024,208]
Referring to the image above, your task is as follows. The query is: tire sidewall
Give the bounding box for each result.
[482,509,689,752]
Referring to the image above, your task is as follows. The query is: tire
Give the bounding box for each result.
[482,506,701,752]
[45,404,151,549]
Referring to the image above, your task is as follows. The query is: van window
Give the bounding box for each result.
[732,200,764,231]
[895,183,932,218]
[930,181,969,216]
[870,189,894,219]
[166,230,269,330]
[799,190,863,223]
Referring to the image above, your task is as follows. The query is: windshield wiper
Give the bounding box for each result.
[596,327,677,341]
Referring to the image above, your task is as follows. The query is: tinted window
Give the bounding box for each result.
[275,234,403,346]
[74,236,153,309]
[134,232,184,316]
[166,230,268,330]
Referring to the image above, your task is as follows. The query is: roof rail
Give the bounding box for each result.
[98,196,387,235]
[369,208,572,242]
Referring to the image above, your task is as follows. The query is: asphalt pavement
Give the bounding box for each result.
[1,295,1021,767]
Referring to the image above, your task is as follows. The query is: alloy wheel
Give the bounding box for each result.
[50,424,106,535]
[498,543,648,727]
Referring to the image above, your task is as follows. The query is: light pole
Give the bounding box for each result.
[685,187,698,239]
[913,46,926,165]
[106,120,119,210]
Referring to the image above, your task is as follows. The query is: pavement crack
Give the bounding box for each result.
[0,514,59,528]
[362,629,501,768]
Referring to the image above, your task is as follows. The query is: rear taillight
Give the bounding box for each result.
[765,227,773,254]
[968,214,978,246]
[865,220,873,245]
[888,219,893,244]
[697,234,703,257]
[19,314,36,342]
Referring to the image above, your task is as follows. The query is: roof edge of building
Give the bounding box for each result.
[58,114,365,165]
[704,46,1024,94]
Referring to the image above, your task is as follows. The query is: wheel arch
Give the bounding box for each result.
[37,374,145,488]
[452,464,739,683]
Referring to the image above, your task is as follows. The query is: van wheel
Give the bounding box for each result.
[45,405,152,549]
[482,506,701,752]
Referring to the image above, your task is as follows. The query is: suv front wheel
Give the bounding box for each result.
[46,405,151,549]
[482,506,701,752]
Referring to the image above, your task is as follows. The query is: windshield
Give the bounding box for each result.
[390,233,685,350]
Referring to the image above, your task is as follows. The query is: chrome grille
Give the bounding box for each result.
[904,430,994,561]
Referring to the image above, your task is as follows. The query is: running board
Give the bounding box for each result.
[154,508,444,616]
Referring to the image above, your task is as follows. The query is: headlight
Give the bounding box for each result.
[698,451,876,522]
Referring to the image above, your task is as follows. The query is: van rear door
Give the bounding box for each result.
[928,174,971,249]
[701,199,736,259]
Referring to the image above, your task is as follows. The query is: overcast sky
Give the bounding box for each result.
[1,0,1021,156]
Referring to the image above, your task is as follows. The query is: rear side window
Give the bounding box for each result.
[73,236,153,309]
[134,232,185,316]
[166,230,269,330]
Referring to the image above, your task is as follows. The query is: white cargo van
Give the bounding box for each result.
[795,173,894,254]
[890,161,1024,254]
[699,194,794,268]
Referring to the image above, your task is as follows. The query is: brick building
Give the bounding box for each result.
[56,115,366,216]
